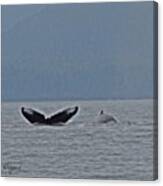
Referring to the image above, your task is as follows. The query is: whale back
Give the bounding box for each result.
[97,113,117,123]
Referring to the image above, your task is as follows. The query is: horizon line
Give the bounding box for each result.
[1,97,154,103]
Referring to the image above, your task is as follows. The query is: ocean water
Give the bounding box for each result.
[1,100,156,180]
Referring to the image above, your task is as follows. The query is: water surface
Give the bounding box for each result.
[1,100,155,180]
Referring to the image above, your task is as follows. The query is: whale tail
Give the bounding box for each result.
[21,107,46,124]
[21,106,79,125]
[46,106,79,124]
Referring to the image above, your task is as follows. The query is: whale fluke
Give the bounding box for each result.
[46,106,78,124]
[21,107,46,124]
[21,106,79,126]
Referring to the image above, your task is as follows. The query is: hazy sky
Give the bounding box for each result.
[1,2,155,101]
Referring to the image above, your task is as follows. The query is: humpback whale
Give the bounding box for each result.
[21,106,79,126]
[96,110,117,123]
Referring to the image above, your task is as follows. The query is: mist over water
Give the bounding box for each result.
[1,100,155,180]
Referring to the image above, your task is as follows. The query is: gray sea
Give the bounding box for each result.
[1,100,156,180]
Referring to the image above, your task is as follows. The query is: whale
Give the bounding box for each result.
[96,110,117,123]
[21,106,79,126]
